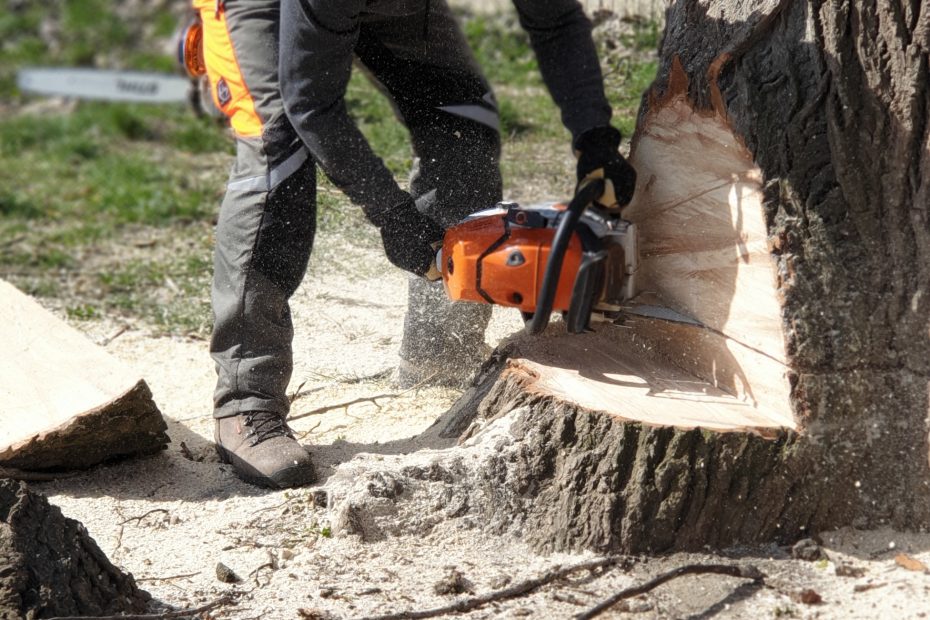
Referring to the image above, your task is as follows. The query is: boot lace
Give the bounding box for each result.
[243,411,294,446]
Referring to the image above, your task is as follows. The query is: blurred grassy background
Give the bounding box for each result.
[0,0,658,337]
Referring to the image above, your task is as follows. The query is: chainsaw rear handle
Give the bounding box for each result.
[525,179,605,335]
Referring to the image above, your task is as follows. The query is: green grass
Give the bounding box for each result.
[0,101,228,335]
[463,11,541,88]
[0,0,182,96]
[0,5,659,336]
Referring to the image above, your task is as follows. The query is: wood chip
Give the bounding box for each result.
[894,553,928,572]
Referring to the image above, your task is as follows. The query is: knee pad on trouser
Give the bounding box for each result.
[398,275,492,387]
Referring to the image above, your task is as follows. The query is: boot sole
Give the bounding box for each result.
[215,444,317,489]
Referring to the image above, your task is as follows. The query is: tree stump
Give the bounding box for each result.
[0,480,150,618]
[322,0,930,553]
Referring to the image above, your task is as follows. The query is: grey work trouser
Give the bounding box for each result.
[207,0,500,419]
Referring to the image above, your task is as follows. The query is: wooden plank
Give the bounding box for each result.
[0,279,168,470]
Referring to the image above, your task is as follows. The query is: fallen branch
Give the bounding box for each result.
[46,594,234,620]
[575,563,765,620]
[355,556,624,620]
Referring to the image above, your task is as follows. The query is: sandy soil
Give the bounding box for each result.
[34,232,930,620]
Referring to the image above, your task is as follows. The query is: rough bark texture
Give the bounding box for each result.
[0,380,169,472]
[0,480,150,619]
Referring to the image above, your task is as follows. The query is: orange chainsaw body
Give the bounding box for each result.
[441,205,584,314]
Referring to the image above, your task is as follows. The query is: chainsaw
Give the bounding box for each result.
[437,180,638,334]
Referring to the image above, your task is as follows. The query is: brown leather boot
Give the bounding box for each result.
[214,412,316,488]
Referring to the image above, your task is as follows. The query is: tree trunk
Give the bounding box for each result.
[0,480,151,618]
[322,1,929,553]
[617,0,930,544]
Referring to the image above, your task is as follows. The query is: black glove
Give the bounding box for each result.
[375,198,444,277]
[574,125,637,209]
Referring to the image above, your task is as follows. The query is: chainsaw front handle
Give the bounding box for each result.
[525,179,605,335]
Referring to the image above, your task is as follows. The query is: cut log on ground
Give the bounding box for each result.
[322,0,930,553]
[0,279,168,471]
[0,479,151,618]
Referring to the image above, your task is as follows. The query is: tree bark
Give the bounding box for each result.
[0,480,151,618]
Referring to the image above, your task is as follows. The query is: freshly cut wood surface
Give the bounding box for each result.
[609,73,794,429]
[503,327,794,435]
[623,308,793,426]
[0,279,167,469]
[626,81,788,366]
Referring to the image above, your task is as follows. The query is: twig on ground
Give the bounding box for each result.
[288,380,309,404]
[575,563,765,620]
[296,420,323,440]
[250,561,276,588]
[345,368,394,384]
[355,556,624,620]
[46,594,234,620]
[0,234,26,250]
[251,500,289,515]
[178,441,200,462]
[120,508,169,525]
[289,370,439,422]
[135,571,201,583]
[100,324,129,347]
[289,395,394,421]
[288,368,394,405]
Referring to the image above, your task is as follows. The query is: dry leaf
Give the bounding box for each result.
[894,553,928,572]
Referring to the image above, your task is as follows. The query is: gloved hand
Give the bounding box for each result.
[374,198,444,278]
[574,125,637,209]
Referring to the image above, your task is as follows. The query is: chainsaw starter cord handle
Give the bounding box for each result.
[526,179,605,335]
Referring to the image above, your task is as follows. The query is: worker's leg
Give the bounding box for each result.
[356,1,502,386]
[196,0,316,487]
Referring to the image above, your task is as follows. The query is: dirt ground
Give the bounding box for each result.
[34,231,930,619]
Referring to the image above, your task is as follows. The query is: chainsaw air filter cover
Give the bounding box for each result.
[441,203,594,315]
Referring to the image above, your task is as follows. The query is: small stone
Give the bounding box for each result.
[215,562,240,583]
[791,538,826,561]
[791,588,823,605]
[490,575,512,589]
[312,490,328,508]
[433,567,474,596]
[835,562,866,577]
[281,548,295,561]
[627,596,654,613]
